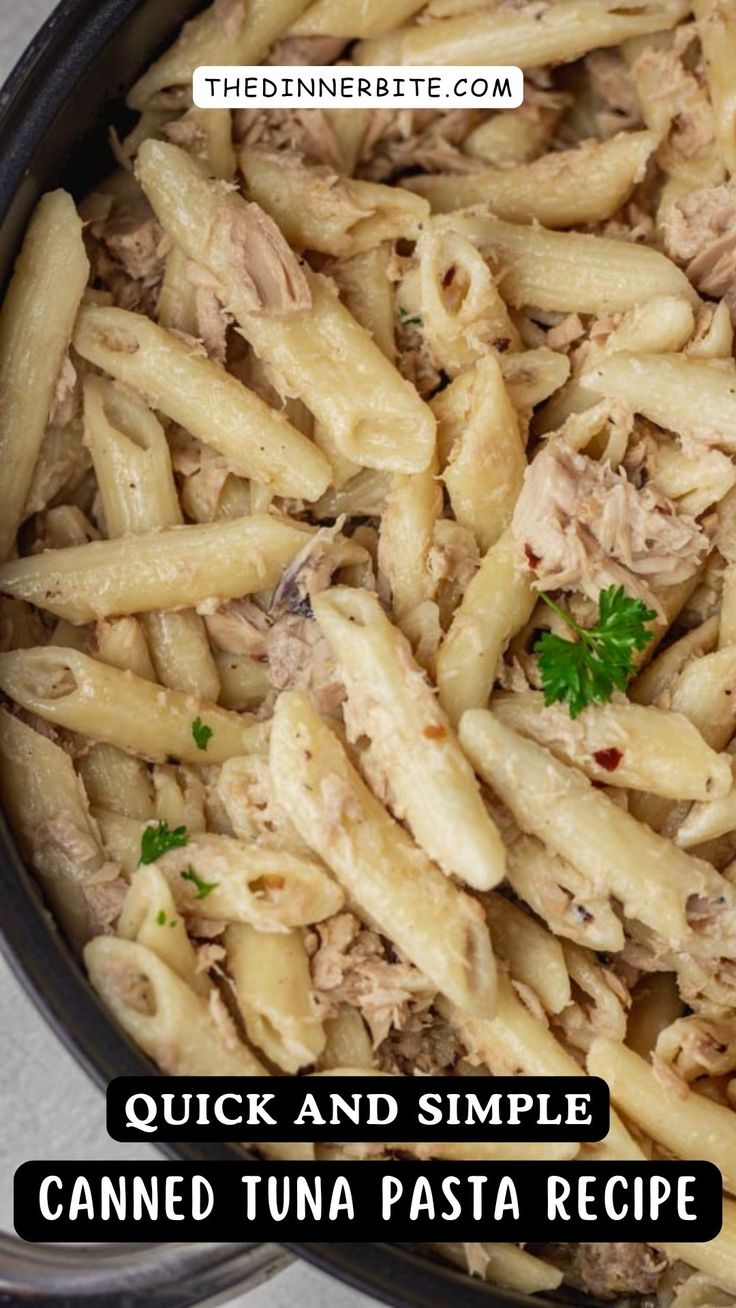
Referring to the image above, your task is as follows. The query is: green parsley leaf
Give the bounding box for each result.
[534,585,657,719]
[191,716,213,751]
[398,305,422,326]
[156,909,167,925]
[180,866,219,900]
[139,820,189,865]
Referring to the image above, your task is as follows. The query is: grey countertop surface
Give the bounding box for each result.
[0,4,379,1305]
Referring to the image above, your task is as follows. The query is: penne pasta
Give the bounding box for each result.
[589,1036,736,1194]
[484,893,571,1015]
[320,1007,374,1071]
[328,243,396,363]
[292,0,427,38]
[431,210,698,314]
[84,375,220,702]
[400,226,520,377]
[405,131,657,229]
[78,744,155,822]
[128,0,314,109]
[677,767,736,850]
[226,924,326,1072]
[215,652,272,712]
[355,0,690,67]
[492,690,732,800]
[93,617,157,682]
[240,147,429,257]
[85,936,266,1075]
[669,646,736,751]
[153,833,343,929]
[434,356,525,554]
[505,832,625,954]
[314,586,506,890]
[693,0,736,176]
[428,1243,562,1295]
[0,709,116,948]
[583,352,736,450]
[75,305,331,500]
[459,709,736,949]
[0,513,313,623]
[630,614,719,706]
[0,191,88,560]
[626,972,684,1060]
[657,1197,736,1293]
[118,863,210,999]
[269,691,497,1016]
[0,647,265,764]
[377,457,441,620]
[437,528,535,725]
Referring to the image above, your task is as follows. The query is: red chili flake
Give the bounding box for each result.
[442,266,456,287]
[593,747,623,772]
[423,723,447,740]
[524,543,541,569]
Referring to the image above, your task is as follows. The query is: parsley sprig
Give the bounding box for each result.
[534,585,657,719]
[191,716,213,751]
[140,820,189,865]
[180,866,219,900]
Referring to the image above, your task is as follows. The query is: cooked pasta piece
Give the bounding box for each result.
[270,691,497,1015]
[437,528,535,725]
[153,833,344,929]
[505,831,625,954]
[118,864,210,999]
[459,710,736,950]
[75,305,331,501]
[677,763,736,849]
[93,617,157,682]
[241,147,429,256]
[355,0,690,67]
[405,131,657,228]
[0,514,313,623]
[313,586,506,889]
[291,0,426,37]
[0,647,265,764]
[583,352,736,450]
[402,226,520,377]
[428,1243,562,1295]
[320,1006,374,1071]
[657,1198,736,1293]
[84,375,220,702]
[0,709,121,948]
[128,0,314,109]
[589,1036,736,1194]
[431,211,698,314]
[78,744,155,822]
[485,893,571,1015]
[377,456,441,620]
[0,191,88,560]
[693,0,736,176]
[492,691,732,800]
[226,924,326,1072]
[84,936,266,1075]
[434,356,525,554]
[669,646,736,751]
